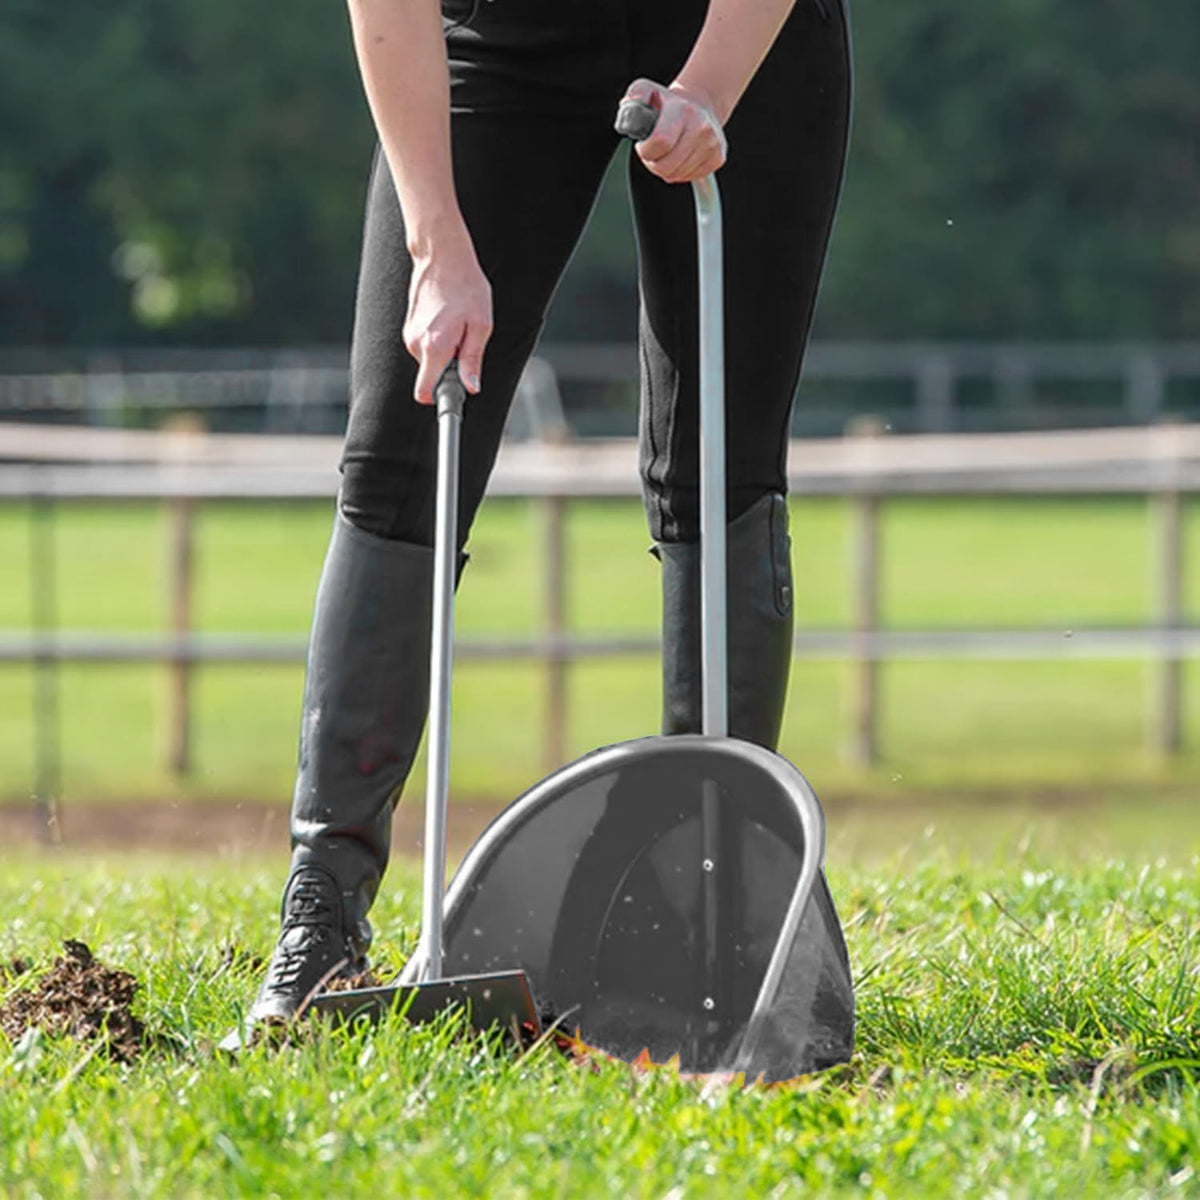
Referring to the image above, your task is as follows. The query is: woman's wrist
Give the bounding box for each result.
[668,76,731,127]
[671,0,799,127]
[402,203,473,260]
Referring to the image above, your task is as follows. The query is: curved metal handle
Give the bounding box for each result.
[614,97,660,142]
[690,178,726,738]
[615,94,727,736]
[729,770,826,1082]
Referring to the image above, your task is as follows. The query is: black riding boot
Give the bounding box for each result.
[657,491,794,747]
[249,512,434,1025]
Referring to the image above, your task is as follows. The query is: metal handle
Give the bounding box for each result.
[434,358,467,420]
[692,179,727,738]
[729,779,825,1082]
[615,97,660,142]
[416,359,467,983]
[616,98,728,737]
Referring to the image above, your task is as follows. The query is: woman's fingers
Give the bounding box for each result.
[404,242,492,404]
[621,77,664,128]
[409,315,489,405]
[456,317,491,396]
[411,328,462,406]
[622,78,727,184]
[647,113,724,183]
[626,82,684,164]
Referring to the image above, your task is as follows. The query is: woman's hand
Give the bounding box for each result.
[621,78,728,184]
[403,231,492,405]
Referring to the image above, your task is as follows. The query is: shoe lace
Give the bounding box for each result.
[283,879,337,927]
[265,927,336,991]
[262,875,345,993]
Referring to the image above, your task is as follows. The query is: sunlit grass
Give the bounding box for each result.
[1,851,1198,1197]
[2,495,1200,803]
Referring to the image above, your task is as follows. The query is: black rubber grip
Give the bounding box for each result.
[434,358,467,417]
[614,98,659,142]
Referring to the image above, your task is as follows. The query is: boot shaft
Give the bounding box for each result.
[658,491,794,749]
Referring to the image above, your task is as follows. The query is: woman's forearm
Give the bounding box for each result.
[345,0,466,255]
[672,0,799,124]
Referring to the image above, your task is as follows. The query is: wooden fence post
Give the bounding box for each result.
[167,495,195,775]
[1126,353,1166,425]
[847,416,884,768]
[915,353,955,433]
[540,492,568,773]
[30,486,63,844]
[1151,422,1185,756]
[162,414,205,777]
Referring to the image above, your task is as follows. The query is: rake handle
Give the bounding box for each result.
[416,359,468,983]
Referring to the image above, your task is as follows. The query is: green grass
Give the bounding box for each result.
[2,495,1200,803]
[2,847,1199,1197]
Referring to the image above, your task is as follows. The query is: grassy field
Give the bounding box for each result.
[2,840,1199,1197]
[2,494,1200,804]
[6,497,1197,1197]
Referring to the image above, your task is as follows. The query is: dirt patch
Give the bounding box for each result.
[0,939,145,1063]
[322,968,384,992]
[0,799,505,857]
[3,782,1199,860]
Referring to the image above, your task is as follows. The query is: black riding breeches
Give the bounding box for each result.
[339,0,852,547]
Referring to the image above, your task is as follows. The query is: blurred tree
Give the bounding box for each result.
[816,0,1200,338]
[1,0,1198,346]
[0,0,373,346]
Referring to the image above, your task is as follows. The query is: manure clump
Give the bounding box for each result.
[0,939,144,1063]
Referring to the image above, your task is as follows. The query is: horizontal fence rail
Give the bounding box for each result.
[3,628,1200,664]
[1,419,1196,837]
[4,342,1200,434]
[5,420,1200,495]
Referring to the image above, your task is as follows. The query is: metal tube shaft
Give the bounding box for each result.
[417,375,466,982]
[692,176,727,738]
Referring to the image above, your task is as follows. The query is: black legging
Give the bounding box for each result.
[339,0,852,547]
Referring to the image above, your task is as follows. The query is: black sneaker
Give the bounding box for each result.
[248,865,367,1027]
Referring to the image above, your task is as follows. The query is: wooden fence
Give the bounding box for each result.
[2,419,1199,836]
